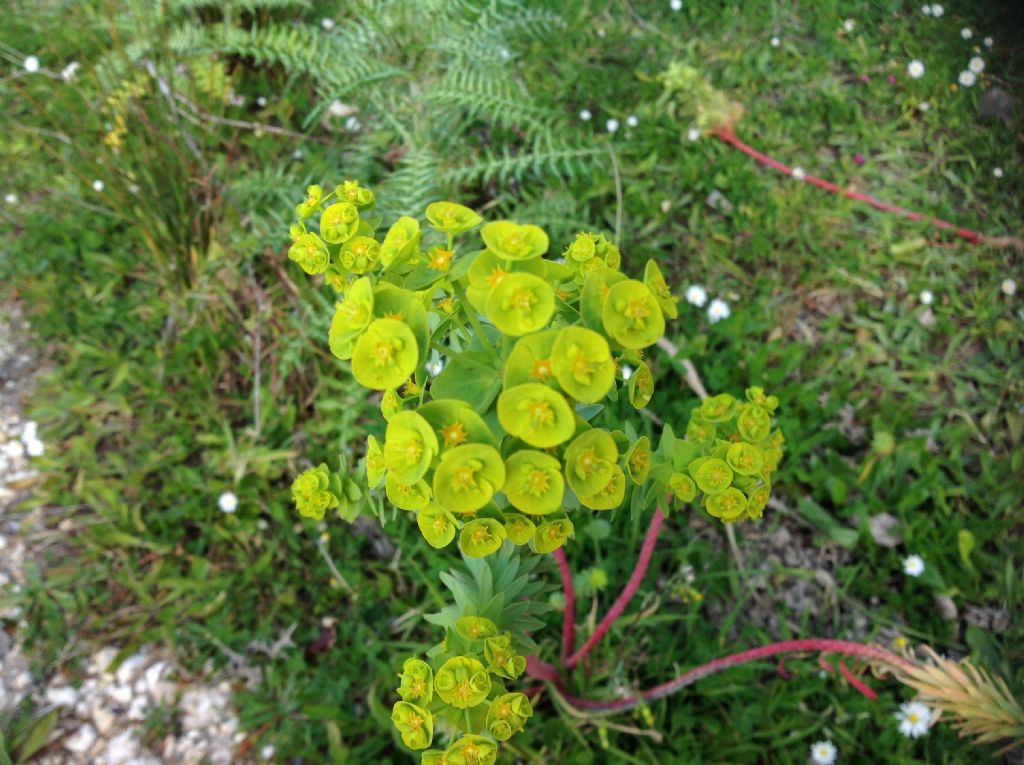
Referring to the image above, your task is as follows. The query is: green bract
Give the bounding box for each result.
[426,201,484,234]
[486,693,532,741]
[564,428,618,497]
[455,615,498,641]
[416,505,456,548]
[336,179,375,208]
[381,216,421,270]
[533,517,574,553]
[602,279,665,349]
[351,318,418,390]
[365,435,386,489]
[643,259,679,319]
[481,220,548,261]
[328,277,374,358]
[319,201,360,244]
[458,518,507,558]
[295,184,323,219]
[434,444,505,513]
[693,457,733,495]
[686,414,715,442]
[392,701,433,750]
[445,735,497,765]
[551,326,615,403]
[503,513,537,545]
[386,474,432,511]
[287,233,330,275]
[726,442,764,476]
[485,272,555,336]
[625,436,652,484]
[397,658,434,706]
[746,483,771,519]
[340,235,381,274]
[580,465,626,510]
[669,472,698,503]
[737,402,772,441]
[484,633,526,679]
[706,487,748,521]
[384,411,439,484]
[701,393,739,423]
[434,656,490,709]
[291,463,340,520]
[418,400,498,450]
[503,330,558,389]
[503,449,564,515]
[629,361,654,408]
[497,384,575,448]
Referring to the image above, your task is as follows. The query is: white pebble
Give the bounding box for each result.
[45,685,79,707]
[104,730,140,765]
[108,683,133,705]
[92,705,116,735]
[64,724,98,754]
[115,654,148,685]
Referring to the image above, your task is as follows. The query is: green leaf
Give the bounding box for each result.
[796,497,858,548]
[13,710,59,762]
[430,352,502,413]
[958,529,977,574]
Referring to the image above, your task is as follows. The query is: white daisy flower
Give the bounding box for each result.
[907,60,925,79]
[707,298,730,323]
[626,114,638,128]
[260,744,275,761]
[958,70,976,87]
[321,17,335,30]
[843,19,855,33]
[791,166,806,181]
[919,290,933,305]
[1001,278,1016,296]
[92,179,104,192]
[918,100,931,112]
[25,439,44,457]
[621,364,634,381]
[61,61,80,81]
[903,554,925,577]
[344,116,362,131]
[606,118,619,133]
[896,700,933,738]
[993,167,1003,178]
[684,284,707,307]
[810,741,837,765]
[256,96,267,107]
[961,28,972,40]
[579,108,592,122]
[23,56,40,73]
[669,0,683,10]
[921,5,932,15]
[968,56,985,74]
[770,36,780,48]
[687,127,701,141]
[4,193,16,205]
[930,4,944,17]
[218,491,238,513]
[983,37,993,48]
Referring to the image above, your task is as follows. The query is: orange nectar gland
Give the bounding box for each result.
[526,469,550,496]
[437,296,456,313]
[597,474,618,497]
[623,297,652,328]
[373,339,397,365]
[441,421,468,448]
[530,358,553,380]
[431,516,448,536]
[470,525,490,544]
[629,449,649,472]
[527,400,555,426]
[461,739,482,760]
[487,266,508,287]
[707,463,729,484]
[494,701,513,720]
[383,309,405,321]
[409,677,427,697]
[429,248,453,271]
[407,711,424,732]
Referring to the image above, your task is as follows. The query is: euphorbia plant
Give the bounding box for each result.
[282,181,1022,759]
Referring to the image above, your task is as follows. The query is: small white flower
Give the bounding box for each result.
[684,284,707,307]
[292,149,304,160]
[426,359,444,377]
[498,46,510,61]
[21,421,38,442]
[770,36,780,48]
[321,17,335,30]
[626,114,638,128]
[92,179,105,192]
[1001,278,1017,296]
[4,193,16,205]
[810,740,837,765]
[327,99,349,117]
[621,364,634,381]
[930,4,943,17]
[228,90,245,107]
[669,0,683,10]
[958,70,976,87]
[983,37,993,48]
[919,289,933,305]
[579,108,592,122]
[61,61,80,81]
[260,744,275,761]
[961,28,972,40]
[896,700,933,738]
[707,298,730,323]
[791,166,806,181]
[903,554,925,577]
[606,118,619,133]
[218,491,238,513]
[843,19,855,33]
[25,438,44,457]
[918,100,931,112]
[687,127,701,141]
[256,96,267,107]
[993,167,1003,178]
[907,60,925,79]
[345,115,362,131]
[921,5,932,15]
[659,199,671,213]
[968,56,985,74]
[23,56,40,73]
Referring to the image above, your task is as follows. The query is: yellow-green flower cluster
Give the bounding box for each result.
[390,616,532,758]
[290,463,362,522]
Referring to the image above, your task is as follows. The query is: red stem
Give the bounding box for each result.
[713,127,985,244]
[565,508,666,669]
[551,639,911,712]
[552,547,576,662]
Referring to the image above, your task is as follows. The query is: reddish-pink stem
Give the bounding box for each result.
[713,127,985,244]
[550,639,911,712]
[565,508,666,669]
[552,547,576,662]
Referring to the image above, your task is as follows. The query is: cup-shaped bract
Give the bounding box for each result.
[643,259,679,319]
[319,201,360,244]
[426,201,484,235]
[580,267,626,331]
[434,444,505,513]
[386,474,432,511]
[458,518,507,558]
[481,220,549,261]
[692,457,734,495]
[365,435,386,489]
[533,517,574,553]
[328,277,374,358]
[336,179,375,209]
[417,400,499,451]
[746,483,771,519]
[563,428,618,498]
[434,656,491,709]
[380,216,422,271]
[351,318,418,390]
[384,411,439,484]
[444,735,498,765]
[455,615,498,641]
[625,436,652,484]
[416,504,457,548]
[706,486,748,521]
[629,361,655,408]
[503,330,559,389]
[602,279,665,349]
[579,464,626,510]
[291,463,340,520]
[340,235,381,274]
[551,326,615,403]
[397,658,434,706]
[288,232,330,275]
[701,393,740,423]
[486,692,533,741]
[737,402,772,442]
[483,633,526,679]
[295,184,324,219]
[485,272,555,336]
[503,449,564,515]
[726,442,764,476]
[497,384,575,448]
[503,513,537,545]
[391,701,433,750]
[685,413,715,442]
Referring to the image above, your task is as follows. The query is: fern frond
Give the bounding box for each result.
[426,69,559,133]
[440,133,604,189]
[378,145,445,218]
[168,0,311,12]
